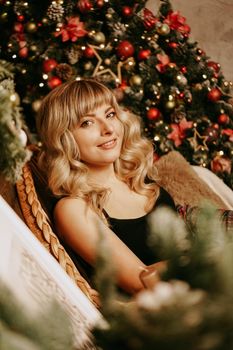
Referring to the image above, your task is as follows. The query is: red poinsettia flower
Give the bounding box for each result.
[222,128,233,142]
[164,11,190,35]
[143,8,158,30]
[168,118,193,147]
[156,53,170,73]
[54,16,87,42]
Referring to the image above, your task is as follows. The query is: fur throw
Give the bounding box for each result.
[155,151,227,209]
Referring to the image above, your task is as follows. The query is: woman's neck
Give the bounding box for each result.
[87,164,118,187]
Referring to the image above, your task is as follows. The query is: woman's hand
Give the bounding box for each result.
[139,261,167,289]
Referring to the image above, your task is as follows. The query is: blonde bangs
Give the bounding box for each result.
[65,79,117,130]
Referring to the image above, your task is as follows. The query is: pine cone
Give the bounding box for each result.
[47,2,64,22]
[66,46,81,65]
[55,63,73,81]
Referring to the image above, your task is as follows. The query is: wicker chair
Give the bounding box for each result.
[16,152,100,308]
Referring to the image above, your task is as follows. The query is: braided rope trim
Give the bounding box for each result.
[16,163,100,308]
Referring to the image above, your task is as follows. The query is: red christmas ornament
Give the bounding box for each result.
[218,113,229,125]
[77,0,92,13]
[14,22,24,33]
[116,40,135,59]
[207,87,222,102]
[207,61,220,73]
[147,108,161,121]
[180,66,187,74]
[119,79,128,89]
[205,125,219,142]
[83,46,95,58]
[178,92,185,99]
[17,15,25,22]
[18,46,28,58]
[96,0,104,7]
[138,49,151,61]
[43,58,58,73]
[48,76,62,89]
[168,42,178,49]
[122,6,133,17]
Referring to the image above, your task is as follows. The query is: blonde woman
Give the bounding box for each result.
[36,79,175,294]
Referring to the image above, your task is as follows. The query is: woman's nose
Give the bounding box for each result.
[100,120,114,135]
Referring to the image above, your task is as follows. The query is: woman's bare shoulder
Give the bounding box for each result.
[54,196,95,222]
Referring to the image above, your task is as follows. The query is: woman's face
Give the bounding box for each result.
[73,103,124,168]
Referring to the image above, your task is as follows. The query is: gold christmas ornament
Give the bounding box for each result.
[25,22,37,33]
[104,58,111,65]
[129,74,142,86]
[188,128,209,152]
[157,23,170,36]
[32,99,42,112]
[84,61,93,70]
[165,100,176,109]
[92,31,106,44]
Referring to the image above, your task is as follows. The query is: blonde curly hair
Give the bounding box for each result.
[36,78,159,219]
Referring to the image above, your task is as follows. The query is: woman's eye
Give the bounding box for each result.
[107,111,116,119]
[80,120,93,128]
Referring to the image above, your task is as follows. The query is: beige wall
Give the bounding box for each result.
[147,0,233,82]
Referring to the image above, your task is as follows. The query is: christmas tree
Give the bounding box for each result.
[0,0,232,187]
[0,59,30,183]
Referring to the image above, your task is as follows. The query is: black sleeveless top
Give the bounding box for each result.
[103,187,176,265]
[63,187,176,283]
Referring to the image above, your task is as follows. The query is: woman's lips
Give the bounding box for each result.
[98,139,117,149]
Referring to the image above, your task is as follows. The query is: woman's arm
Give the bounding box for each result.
[54,197,147,294]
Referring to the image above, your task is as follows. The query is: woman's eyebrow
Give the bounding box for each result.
[83,106,113,117]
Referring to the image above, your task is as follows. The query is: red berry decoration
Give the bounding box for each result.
[48,76,62,89]
[147,108,161,121]
[218,113,229,125]
[138,49,151,61]
[43,58,58,73]
[116,40,135,59]
[122,6,133,17]
[83,46,95,58]
[207,87,222,102]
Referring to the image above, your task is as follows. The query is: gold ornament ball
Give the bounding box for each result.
[105,13,112,20]
[32,99,42,112]
[30,44,38,52]
[42,17,48,24]
[129,75,142,86]
[84,61,93,71]
[26,22,37,33]
[157,23,170,36]
[93,31,106,44]
[165,100,176,109]
[194,83,203,91]
[0,12,8,22]
[104,58,111,65]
